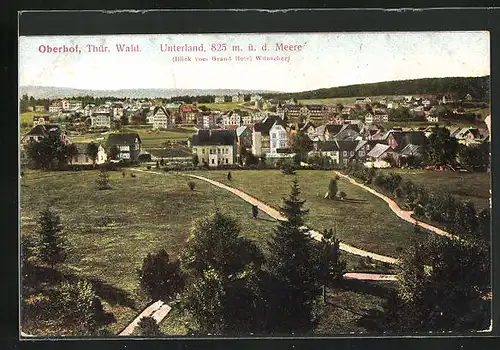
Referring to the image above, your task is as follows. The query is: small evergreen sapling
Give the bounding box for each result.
[326,178,338,199]
[252,204,258,219]
[96,169,112,190]
[320,226,347,304]
[36,207,66,268]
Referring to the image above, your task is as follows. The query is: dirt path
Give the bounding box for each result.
[130,168,398,264]
[343,273,397,281]
[118,300,171,336]
[334,171,455,239]
[120,169,402,335]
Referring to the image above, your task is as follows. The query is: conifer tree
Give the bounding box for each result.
[319,226,346,304]
[36,207,66,268]
[265,178,319,332]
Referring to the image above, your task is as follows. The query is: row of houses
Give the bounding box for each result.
[21,123,144,165]
[189,114,490,168]
[214,93,264,104]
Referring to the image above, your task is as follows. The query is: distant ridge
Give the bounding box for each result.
[20,76,490,100]
[264,76,490,101]
[19,86,279,99]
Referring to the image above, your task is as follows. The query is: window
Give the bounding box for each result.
[359,151,365,157]
[343,151,347,156]
[85,156,89,162]
[271,133,276,139]
[343,159,348,164]
[211,159,215,164]
[350,151,354,156]
[226,159,228,164]
[218,149,221,154]
[272,141,277,148]
[202,149,205,154]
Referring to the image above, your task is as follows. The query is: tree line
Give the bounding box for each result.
[343,165,490,242]
[262,76,490,102]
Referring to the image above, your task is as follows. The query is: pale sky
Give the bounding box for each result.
[19,32,490,93]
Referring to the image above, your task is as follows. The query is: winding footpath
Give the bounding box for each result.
[131,168,398,264]
[333,171,455,239]
[118,300,172,336]
[121,168,405,336]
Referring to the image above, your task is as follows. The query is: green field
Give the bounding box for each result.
[119,127,197,148]
[378,169,491,211]
[189,170,426,257]
[465,107,490,121]
[21,168,397,336]
[298,95,413,106]
[20,169,277,336]
[196,102,257,112]
[60,127,197,149]
[20,111,49,125]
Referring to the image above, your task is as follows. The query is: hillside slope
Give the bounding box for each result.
[265,76,490,101]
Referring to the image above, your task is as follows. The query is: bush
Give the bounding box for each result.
[188,181,196,191]
[57,280,110,335]
[327,178,338,199]
[138,153,152,162]
[280,163,296,175]
[96,170,112,190]
[137,316,162,336]
[252,205,258,219]
[394,187,404,198]
[138,249,184,301]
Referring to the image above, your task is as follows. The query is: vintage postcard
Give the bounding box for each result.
[19,31,492,338]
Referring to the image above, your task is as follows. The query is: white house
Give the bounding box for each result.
[191,129,236,167]
[106,133,142,161]
[152,106,174,129]
[82,104,95,117]
[252,115,288,156]
[49,100,63,113]
[250,94,263,102]
[62,100,82,111]
[71,142,107,165]
[32,115,50,127]
[365,111,388,124]
[214,96,225,103]
[232,94,245,103]
[222,111,242,128]
[426,115,439,123]
[90,114,111,128]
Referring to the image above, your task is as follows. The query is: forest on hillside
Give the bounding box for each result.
[264,76,490,101]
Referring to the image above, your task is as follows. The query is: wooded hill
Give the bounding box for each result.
[264,76,490,101]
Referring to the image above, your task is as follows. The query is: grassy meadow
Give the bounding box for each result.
[120,127,197,148]
[189,170,426,257]
[20,169,276,335]
[21,168,397,336]
[196,102,256,112]
[298,95,413,106]
[378,168,491,211]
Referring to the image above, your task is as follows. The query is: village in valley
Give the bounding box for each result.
[20,77,492,337]
[21,88,490,169]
